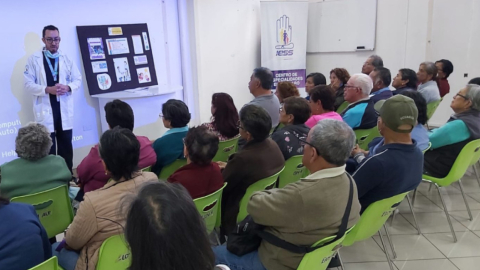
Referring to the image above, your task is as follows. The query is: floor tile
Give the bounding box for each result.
[340,238,387,263]
[450,210,480,230]
[372,234,446,261]
[456,177,480,194]
[398,193,443,213]
[417,181,461,196]
[423,231,480,258]
[450,257,480,270]
[424,193,480,211]
[402,212,467,233]
[466,193,480,204]
[394,259,459,270]
[343,262,394,270]
[386,214,420,235]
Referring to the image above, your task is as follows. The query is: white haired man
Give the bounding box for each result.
[341,73,377,129]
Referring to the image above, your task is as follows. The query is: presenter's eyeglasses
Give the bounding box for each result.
[45,38,61,44]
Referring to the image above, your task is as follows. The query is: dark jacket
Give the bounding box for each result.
[392,86,416,96]
[271,124,310,160]
[370,89,393,104]
[168,162,224,199]
[221,138,285,234]
[334,85,346,111]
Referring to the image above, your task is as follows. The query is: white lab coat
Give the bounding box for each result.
[23,49,82,133]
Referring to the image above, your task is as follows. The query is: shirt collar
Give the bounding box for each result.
[377,139,418,152]
[347,96,370,108]
[162,126,189,137]
[305,165,346,179]
[371,87,390,96]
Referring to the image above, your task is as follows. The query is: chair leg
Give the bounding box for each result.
[473,164,480,188]
[383,224,397,259]
[338,252,345,270]
[378,232,395,270]
[428,182,433,192]
[458,179,473,221]
[390,209,396,227]
[412,188,419,206]
[406,194,421,235]
[436,185,457,242]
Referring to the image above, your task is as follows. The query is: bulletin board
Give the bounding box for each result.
[76,23,158,96]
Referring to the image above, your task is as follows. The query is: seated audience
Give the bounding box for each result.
[392,68,418,95]
[417,62,441,103]
[305,72,326,100]
[247,67,281,128]
[305,85,343,128]
[124,181,215,270]
[219,105,284,235]
[352,95,423,211]
[152,99,191,175]
[77,99,156,194]
[274,81,300,104]
[369,67,393,104]
[435,59,454,97]
[0,195,51,270]
[424,84,480,178]
[330,68,351,110]
[271,97,311,160]
[202,93,239,141]
[469,77,480,85]
[52,127,157,270]
[168,126,224,199]
[400,90,430,151]
[0,123,72,199]
[214,119,361,270]
[341,74,377,130]
[361,55,383,75]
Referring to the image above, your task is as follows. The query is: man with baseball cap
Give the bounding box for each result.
[350,95,424,211]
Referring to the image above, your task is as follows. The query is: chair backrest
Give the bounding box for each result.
[194,183,227,233]
[440,139,480,185]
[141,166,151,172]
[342,192,409,246]
[426,98,443,120]
[28,256,59,270]
[212,136,240,162]
[355,127,380,150]
[336,101,349,113]
[158,159,187,180]
[237,167,285,222]
[97,234,131,270]
[423,142,432,153]
[11,185,74,239]
[278,155,305,188]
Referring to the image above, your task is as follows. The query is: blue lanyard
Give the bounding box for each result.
[44,51,59,81]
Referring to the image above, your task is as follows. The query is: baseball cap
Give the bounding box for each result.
[374,95,418,133]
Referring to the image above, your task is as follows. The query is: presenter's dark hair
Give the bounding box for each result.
[436,59,454,78]
[401,90,428,125]
[184,126,219,166]
[239,105,271,142]
[105,99,134,131]
[306,72,327,86]
[373,67,392,87]
[211,93,239,139]
[469,77,480,86]
[42,25,59,37]
[162,99,191,128]
[310,85,336,112]
[123,181,215,270]
[99,127,140,181]
[283,97,311,125]
[253,67,274,89]
[399,69,418,89]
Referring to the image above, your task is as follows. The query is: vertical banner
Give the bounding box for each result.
[261,1,308,91]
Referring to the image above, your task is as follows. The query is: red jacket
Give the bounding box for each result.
[168,162,224,199]
[437,78,450,98]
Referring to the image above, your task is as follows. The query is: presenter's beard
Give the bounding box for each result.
[48,46,58,53]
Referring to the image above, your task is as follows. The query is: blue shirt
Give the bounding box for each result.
[341,99,377,130]
[411,124,429,151]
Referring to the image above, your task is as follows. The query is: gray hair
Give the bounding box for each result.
[350,73,373,96]
[465,84,480,111]
[369,55,384,68]
[15,123,52,161]
[421,61,438,80]
[310,119,356,166]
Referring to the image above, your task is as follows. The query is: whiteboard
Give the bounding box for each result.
[307,0,377,53]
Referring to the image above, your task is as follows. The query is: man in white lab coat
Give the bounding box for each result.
[23,25,82,173]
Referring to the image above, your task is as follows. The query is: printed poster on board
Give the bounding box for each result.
[87,37,105,60]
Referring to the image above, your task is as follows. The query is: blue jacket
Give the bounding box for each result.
[0,203,51,270]
[341,99,377,130]
[152,127,188,175]
[370,87,393,104]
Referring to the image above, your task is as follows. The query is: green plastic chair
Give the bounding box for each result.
[141,166,152,172]
[354,127,380,150]
[278,156,305,188]
[158,159,187,180]
[96,234,131,270]
[426,98,443,120]
[336,101,349,113]
[194,183,227,234]
[236,167,285,222]
[340,192,409,270]
[212,136,240,162]
[11,185,74,239]
[422,142,432,153]
[420,139,480,242]
[28,256,60,270]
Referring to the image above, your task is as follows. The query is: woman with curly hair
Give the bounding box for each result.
[274,81,300,104]
[0,123,72,199]
[330,68,351,110]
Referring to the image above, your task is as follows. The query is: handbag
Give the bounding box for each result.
[227,174,354,256]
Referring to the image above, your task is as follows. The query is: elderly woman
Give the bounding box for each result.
[417,62,441,103]
[0,123,72,199]
[271,97,311,160]
[274,81,300,104]
[305,85,343,128]
[51,127,157,270]
[424,84,480,178]
[329,68,351,110]
[218,105,284,236]
[168,126,224,199]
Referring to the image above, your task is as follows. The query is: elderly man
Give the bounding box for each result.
[369,67,392,104]
[341,73,377,130]
[352,95,423,211]
[417,62,441,103]
[214,119,360,270]
[362,55,383,75]
[247,67,281,128]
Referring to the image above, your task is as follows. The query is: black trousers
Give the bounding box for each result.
[49,95,73,174]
